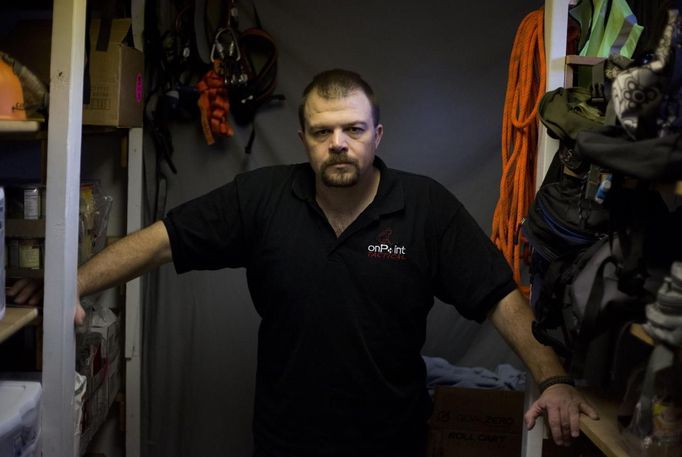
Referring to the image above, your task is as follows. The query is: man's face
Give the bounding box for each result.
[299,90,383,188]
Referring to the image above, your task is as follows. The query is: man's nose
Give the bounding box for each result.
[329,129,347,152]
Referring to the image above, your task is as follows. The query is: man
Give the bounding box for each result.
[10,69,597,457]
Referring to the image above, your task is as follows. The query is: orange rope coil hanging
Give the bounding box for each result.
[491,8,546,296]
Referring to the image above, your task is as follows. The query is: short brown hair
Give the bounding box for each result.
[298,69,380,129]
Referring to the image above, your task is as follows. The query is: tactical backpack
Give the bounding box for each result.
[525,180,679,376]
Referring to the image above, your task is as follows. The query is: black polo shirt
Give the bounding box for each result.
[163,157,516,457]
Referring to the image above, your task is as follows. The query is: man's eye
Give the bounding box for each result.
[313,129,330,137]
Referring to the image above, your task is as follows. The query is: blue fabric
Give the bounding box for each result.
[422,356,526,391]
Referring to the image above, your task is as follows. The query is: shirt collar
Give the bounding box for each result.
[291,156,404,216]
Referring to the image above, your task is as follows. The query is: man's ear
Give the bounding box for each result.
[297,129,305,144]
[374,124,384,148]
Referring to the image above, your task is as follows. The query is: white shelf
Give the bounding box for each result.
[0,120,41,133]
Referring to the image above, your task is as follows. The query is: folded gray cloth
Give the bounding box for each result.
[422,355,526,391]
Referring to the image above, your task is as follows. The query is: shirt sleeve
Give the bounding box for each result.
[163,180,249,273]
[432,199,517,322]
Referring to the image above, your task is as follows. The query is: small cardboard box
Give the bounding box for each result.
[82,18,143,127]
[106,353,122,409]
[76,332,106,394]
[428,386,525,457]
[89,308,121,361]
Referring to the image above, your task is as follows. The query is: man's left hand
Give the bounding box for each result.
[524,384,599,446]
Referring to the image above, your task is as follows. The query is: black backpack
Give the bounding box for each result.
[525,176,679,378]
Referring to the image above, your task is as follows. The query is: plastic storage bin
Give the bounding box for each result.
[0,380,41,457]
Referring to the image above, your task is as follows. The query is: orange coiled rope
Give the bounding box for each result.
[197,60,235,145]
[491,8,546,296]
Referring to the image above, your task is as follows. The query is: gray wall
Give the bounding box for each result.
[142,1,540,455]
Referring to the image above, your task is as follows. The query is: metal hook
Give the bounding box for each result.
[210,27,241,62]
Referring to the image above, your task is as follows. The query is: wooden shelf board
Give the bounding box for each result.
[565,55,606,66]
[6,268,44,279]
[5,219,46,238]
[0,306,39,344]
[0,123,126,141]
[630,323,654,346]
[579,389,630,457]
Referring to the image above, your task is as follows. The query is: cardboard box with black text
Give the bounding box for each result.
[428,386,525,457]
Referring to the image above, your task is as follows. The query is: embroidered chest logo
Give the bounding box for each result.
[367,228,407,261]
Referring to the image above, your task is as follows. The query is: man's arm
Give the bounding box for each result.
[8,221,172,324]
[488,288,599,446]
[77,221,172,298]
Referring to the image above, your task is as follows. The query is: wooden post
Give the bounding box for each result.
[42,0,87,455]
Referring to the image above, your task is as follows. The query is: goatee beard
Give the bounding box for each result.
[321,157,359,187]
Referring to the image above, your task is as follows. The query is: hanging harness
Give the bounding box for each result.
[196,0,283,152]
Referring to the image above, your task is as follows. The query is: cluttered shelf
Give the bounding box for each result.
[577,325,682,457]
[578,388,630,457]
[0,306,38,344]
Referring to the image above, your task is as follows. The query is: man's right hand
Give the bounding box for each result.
[7,278,86,325]
[6,277,42,305]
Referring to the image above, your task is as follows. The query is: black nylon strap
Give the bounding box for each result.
[95,0,117,52]
[194,0,211,64]
[252,0,263,29]
[571,255,615,375]
[245,125,256,155]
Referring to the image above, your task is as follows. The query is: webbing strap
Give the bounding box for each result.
[245,125,256,155]
[571,254,615,375]
[615,188,647,296]
[252,0,263,29]
[194,0,211,64]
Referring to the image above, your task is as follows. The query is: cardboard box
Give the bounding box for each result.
[428,387,525,457]
[106,353,121,409]
[76,331,106,395]
[83,18,144,127]
[89,308,121,361]
[80,381,108,448]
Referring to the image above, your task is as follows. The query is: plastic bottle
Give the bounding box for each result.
[646,363,682,457]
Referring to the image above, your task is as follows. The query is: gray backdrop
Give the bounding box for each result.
[142,1,540,455]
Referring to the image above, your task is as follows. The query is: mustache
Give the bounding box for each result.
[322,155,358,167]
